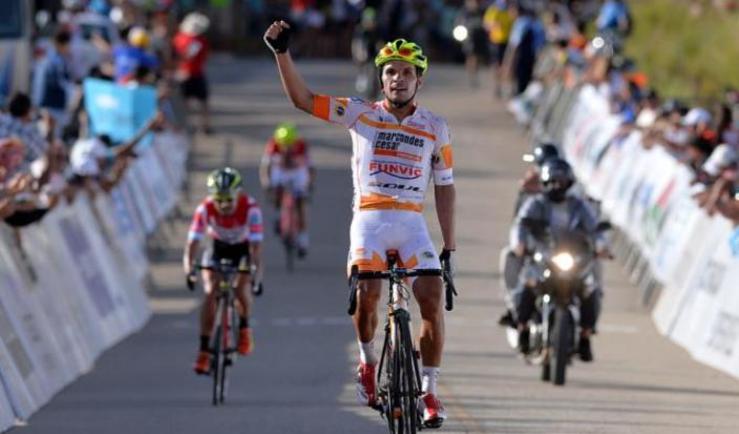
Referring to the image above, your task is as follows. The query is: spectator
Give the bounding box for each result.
[503,3,546,95]
[457,0,490,88]
[69,112,162,192]
[0,138,26,180]
[484,0,515,97]
[693,144,738,218]
[684,131,717,174]
[596,0,632,39]
[113,27,159,83]
[172,12,212,134]
[0,93,52,168]
[32,29,75,139]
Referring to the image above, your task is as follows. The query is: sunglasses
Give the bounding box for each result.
[213,196,234,205]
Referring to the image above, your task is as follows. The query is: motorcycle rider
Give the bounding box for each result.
[510,158,609,362]
[499,142,562,327]
[517,142,560,210]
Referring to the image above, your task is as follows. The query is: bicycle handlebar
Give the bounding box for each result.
[346,267,457,316]
[194,264,251,274]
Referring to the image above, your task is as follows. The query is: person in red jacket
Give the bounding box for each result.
[173,12,212,134]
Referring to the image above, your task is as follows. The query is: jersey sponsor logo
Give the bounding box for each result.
[405,120,426,130]
[368,181,422,192]
[373,131,425,150]
[369,160,423,180]
[336,105,346,116]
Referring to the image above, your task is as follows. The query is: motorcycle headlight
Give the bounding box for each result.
[551,252,575,272]
[453,25,468,42]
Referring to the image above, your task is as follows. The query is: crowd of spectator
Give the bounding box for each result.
[488,0,739,224]
[0,0,208,237]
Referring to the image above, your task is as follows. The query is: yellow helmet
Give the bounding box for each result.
[374,39,428,75]
[273,122,298,149]
[128,27,150,48]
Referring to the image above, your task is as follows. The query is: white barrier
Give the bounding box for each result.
[560,85,739,379]
[0,130,189,431]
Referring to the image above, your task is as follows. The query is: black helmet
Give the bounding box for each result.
[206,167,242,200]
[524,143,560,166]
[540,158,574,202]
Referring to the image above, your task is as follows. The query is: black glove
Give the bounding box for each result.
[439,249,456,276]
[264,25,291,54]
[186,271,197,291]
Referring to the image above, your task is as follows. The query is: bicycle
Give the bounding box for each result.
[194,259,249,406]
[347,251,457,433]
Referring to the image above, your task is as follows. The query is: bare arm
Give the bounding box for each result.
[250,242,263,282]
[434,184,456,251]
[114,112,163,158]
[183,239,199,274]
[265,21,315,113]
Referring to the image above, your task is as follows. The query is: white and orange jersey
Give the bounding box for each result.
[312,95,454,213]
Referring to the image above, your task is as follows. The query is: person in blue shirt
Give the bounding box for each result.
[596,0,631,37]
[113,27,159,83]
[503,3,546,95]
[32,29,74,139]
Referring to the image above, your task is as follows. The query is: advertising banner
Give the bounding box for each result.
[83,78,157,146]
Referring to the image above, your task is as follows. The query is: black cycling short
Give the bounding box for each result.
[180,75,209,102]
[492,42,508,67]
[201,239,250,271]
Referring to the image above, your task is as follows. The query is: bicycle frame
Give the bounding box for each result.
[347,255,443,433]
[196,259,249,405]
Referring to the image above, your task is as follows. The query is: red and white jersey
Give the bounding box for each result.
[263,138,310,170]
[187,193,263,244]
[311,95,454,213]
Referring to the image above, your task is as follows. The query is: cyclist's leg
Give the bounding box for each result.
[270,166,285,209]
[398,214,444,368]
[200,269,221,341]
[233,244,252,319]
[400,215,447,423]
[349,212,386,405]
[293,168,310,250]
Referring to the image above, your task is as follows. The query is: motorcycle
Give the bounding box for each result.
[501,218,601,386]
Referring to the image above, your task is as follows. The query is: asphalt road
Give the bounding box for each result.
[17,57,739,434]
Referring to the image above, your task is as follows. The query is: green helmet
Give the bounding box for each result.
[273,122,298,149]
[206,167,242,200]
[374,39,428,75]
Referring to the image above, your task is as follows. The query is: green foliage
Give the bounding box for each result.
[625,0,739,103]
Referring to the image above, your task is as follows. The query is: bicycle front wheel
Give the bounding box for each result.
[211,324,223,406]
[395,312,419,434]
[211,297,227,406]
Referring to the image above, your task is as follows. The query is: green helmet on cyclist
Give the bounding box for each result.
[273,122,299,150]
[374,39,428,108]
[374,39,428,76]
[207,167,242,203]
